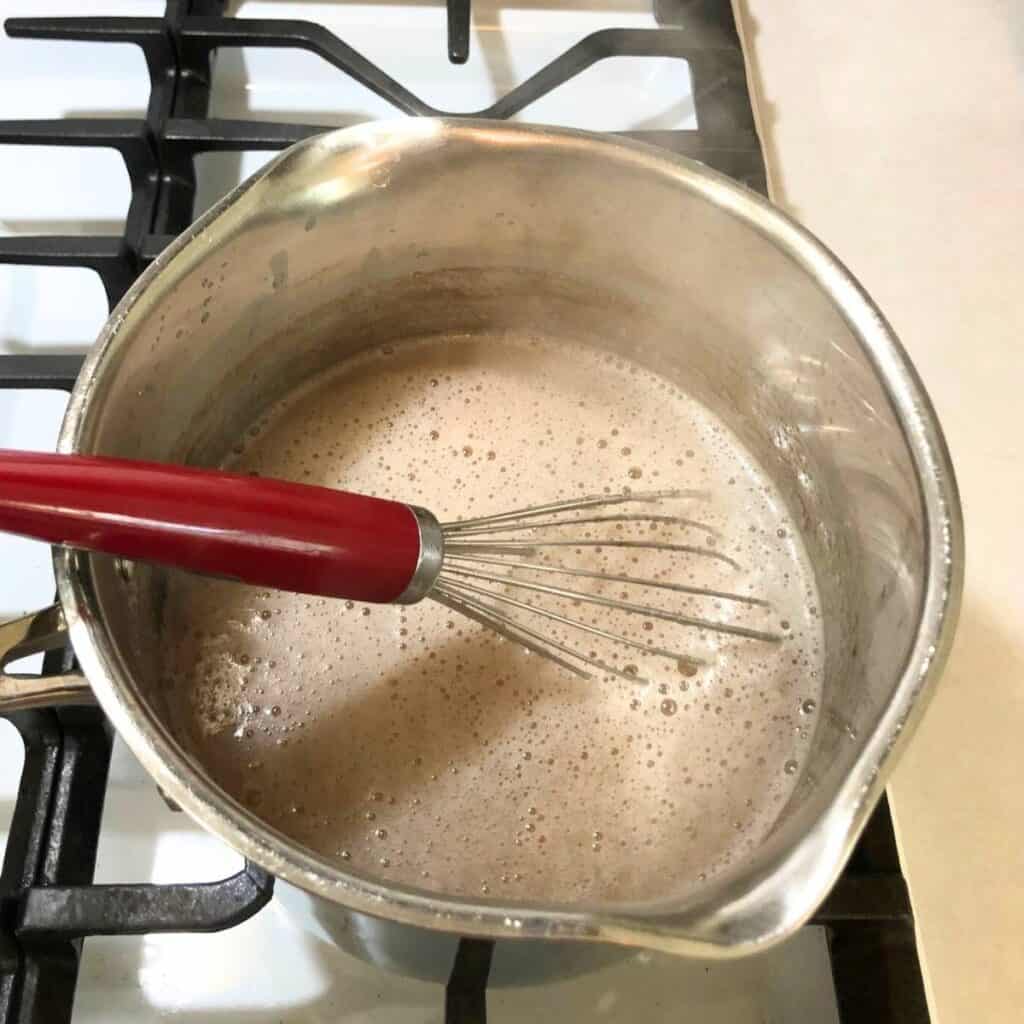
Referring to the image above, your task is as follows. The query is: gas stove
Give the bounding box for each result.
[0,2,928,1021]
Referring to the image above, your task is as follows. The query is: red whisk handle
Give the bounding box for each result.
[0,449,442,604]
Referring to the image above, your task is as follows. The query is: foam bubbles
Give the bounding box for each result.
[159,332,823,905]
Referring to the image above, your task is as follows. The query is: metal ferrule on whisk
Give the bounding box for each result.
[394,505,445,604]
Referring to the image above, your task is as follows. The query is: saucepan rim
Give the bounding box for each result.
[52,119,963,957]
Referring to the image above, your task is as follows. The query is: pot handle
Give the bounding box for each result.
[0,604,94,711]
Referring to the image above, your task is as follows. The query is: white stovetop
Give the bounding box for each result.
[0,1,842,1020]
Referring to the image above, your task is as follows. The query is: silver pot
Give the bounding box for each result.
[0,120,962,964]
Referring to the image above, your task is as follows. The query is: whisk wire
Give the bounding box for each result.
[433,584,659,684]
[444,552,767,607]
[438,565,781,643]
[436,574,705,668]
[441,489,708,531]
[431,489,781,675]
[444,538,741,570]
[441,511,719,538]
[431,586,591,679]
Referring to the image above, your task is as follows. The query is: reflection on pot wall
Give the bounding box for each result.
[54,123,956,955]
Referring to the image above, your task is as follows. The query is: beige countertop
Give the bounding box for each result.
[736,1,1023,1019]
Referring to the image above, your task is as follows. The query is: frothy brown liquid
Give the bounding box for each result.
[160,333,823,904]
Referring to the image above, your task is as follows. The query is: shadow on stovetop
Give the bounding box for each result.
[225,0,655,12]
[76,921,840,1022]
[0,338,92,357]
[730,1,789,211]
[0,219,124,236]
[0,216,114,358]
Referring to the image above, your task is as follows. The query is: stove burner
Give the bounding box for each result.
[0,2,928,1021]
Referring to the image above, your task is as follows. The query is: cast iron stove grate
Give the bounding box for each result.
[0,2,928,1022]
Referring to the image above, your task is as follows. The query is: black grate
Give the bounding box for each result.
[0,2,927,1022]
[0,701,274,1024]
[0,0,766,316]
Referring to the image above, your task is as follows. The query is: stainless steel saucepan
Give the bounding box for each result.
[0,120,962,969]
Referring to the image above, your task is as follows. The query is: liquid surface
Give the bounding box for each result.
[160,333,823,904]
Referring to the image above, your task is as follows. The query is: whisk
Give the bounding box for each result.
[0,449,780,678]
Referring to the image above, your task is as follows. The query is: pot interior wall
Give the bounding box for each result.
[72,127,926,903]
